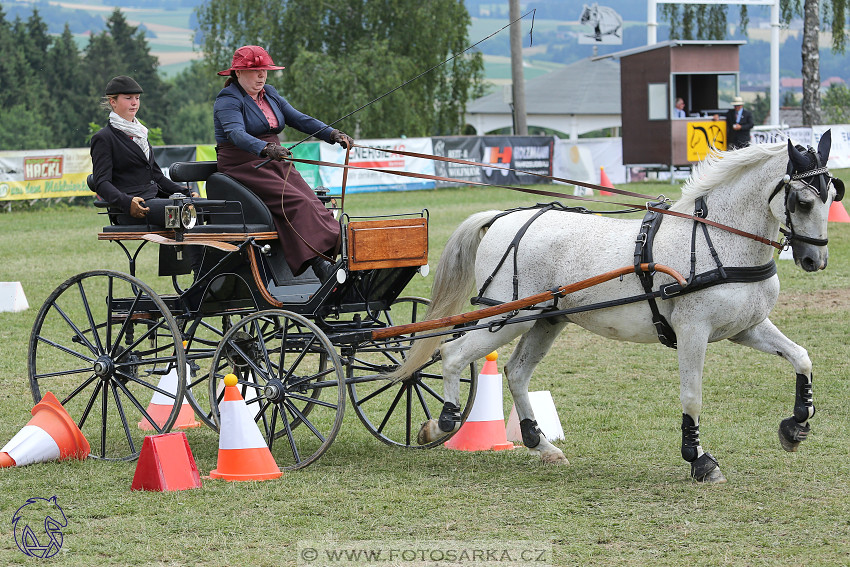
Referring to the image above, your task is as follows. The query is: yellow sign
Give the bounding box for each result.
[686,121,727,162]
[0,148,92,201]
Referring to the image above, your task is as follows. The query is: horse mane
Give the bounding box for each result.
[670,143,787,213]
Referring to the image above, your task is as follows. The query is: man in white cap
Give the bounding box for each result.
[722,96,753,149]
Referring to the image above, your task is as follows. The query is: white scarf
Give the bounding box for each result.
[109,111,150,159]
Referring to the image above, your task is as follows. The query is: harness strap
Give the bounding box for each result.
[634,201,677,348]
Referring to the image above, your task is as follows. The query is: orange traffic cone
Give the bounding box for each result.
[828,201,850,223]
[445,352,514,452]
[0,392,89,467]
[208,374,282,481]
[139,343,201,430]
[599,166,614,196]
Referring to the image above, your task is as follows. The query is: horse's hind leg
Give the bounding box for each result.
[417,321,531,445]
[505,319,569,465]
[730,318,814,452]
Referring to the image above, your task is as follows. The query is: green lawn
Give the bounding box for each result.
[0,178,849,566]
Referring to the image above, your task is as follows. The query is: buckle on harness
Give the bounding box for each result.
[660,282,683,299]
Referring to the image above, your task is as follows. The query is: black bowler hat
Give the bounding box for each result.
[105,76,143,95]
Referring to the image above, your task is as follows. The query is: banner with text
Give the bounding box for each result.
[319,137,435,193]
[0,148,91,201]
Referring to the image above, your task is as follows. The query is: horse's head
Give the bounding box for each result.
[580,4,596,24]
[771,130,843,272]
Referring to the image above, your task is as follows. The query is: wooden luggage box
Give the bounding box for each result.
[346,217,428,271]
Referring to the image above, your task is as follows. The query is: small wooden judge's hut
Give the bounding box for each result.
[599,40,746,169]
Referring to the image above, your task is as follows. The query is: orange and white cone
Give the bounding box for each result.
[599,166,614,196]
[0,392,89,468]
[208,374,282,481]
[445,352,514,452]
[139,342,200,430]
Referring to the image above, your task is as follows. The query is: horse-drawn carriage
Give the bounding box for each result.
[26,133,844,481]
[27,159,477,470]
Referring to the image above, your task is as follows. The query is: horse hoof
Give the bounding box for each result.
[697,467,727,484]
[690,452,725,483]
[534,448,569,466]
[778,417,810,452]
[417,419,440,444]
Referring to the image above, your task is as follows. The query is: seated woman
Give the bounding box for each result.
[90,75,197,226]
[213,45,353,281]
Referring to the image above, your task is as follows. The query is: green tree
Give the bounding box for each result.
[196,0,483,138]
[46,25,89,147]
[821,83,850,122]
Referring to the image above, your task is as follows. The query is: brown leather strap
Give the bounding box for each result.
[286,150,784,250]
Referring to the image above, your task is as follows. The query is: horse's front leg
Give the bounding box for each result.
[729,318,814,452]
[678,328,727,483]
[505,319,570,465]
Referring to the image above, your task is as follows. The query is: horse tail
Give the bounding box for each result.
[386,210,500,382]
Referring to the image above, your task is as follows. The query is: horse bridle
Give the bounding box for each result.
[768,143,844,248]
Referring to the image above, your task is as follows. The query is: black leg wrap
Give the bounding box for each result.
[681,414,700,463]
[793,373,815,423]
[690,452,719,482]
[438,402,461,433]
[520,419,542,448]
[779,416,811,451]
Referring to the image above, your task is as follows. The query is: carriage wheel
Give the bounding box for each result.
[208,310,345,471]
[345,297,477,449]
[28,270,186,461]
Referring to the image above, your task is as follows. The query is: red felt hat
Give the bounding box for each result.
[217,45,285,76]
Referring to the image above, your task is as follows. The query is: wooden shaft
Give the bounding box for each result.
[371,263,686,340]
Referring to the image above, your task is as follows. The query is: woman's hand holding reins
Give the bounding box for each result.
[330,129,354,149]
[261,142,291,161]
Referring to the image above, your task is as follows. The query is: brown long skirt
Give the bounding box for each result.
[216,135,339,275]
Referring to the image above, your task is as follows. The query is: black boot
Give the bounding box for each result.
[308,257,335,282]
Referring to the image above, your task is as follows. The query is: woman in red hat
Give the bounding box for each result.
[213,45,353,280]
[90,75,198,225]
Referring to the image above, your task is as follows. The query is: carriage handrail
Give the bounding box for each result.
[367,263,686,341]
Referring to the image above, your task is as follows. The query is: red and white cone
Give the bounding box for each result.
[139,342,200,430]
[0,392,89,468]
[208,374,282,481]
[445,352,514,452]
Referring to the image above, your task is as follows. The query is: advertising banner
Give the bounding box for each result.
[287,141,321,189]
[815,125,850,169]
[431,137,484,188]
[480,136,554,186]
[0,148,91,201]
[319,138,435,193]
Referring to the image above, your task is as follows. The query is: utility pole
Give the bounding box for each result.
[509,0,528,135]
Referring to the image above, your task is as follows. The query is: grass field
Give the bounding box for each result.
[0,178,849,566]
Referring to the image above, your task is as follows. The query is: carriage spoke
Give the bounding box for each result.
[77,279,105,354]
[78,380,102,431]
[110,381,138,453]
[50,302,99,357]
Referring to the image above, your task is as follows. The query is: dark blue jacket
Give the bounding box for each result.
[213,82,334,155]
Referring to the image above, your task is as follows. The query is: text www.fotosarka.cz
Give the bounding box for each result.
[297,541,552,566]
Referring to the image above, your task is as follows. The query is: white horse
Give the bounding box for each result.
[400,134,844,483]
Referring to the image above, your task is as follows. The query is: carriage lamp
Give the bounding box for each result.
[165,194,197,230]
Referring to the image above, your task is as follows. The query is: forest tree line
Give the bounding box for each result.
[0,1,484,151]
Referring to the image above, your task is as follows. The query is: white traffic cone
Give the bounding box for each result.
[445,352,514,452]
[208,374,282,481]
[138,342,200,430]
